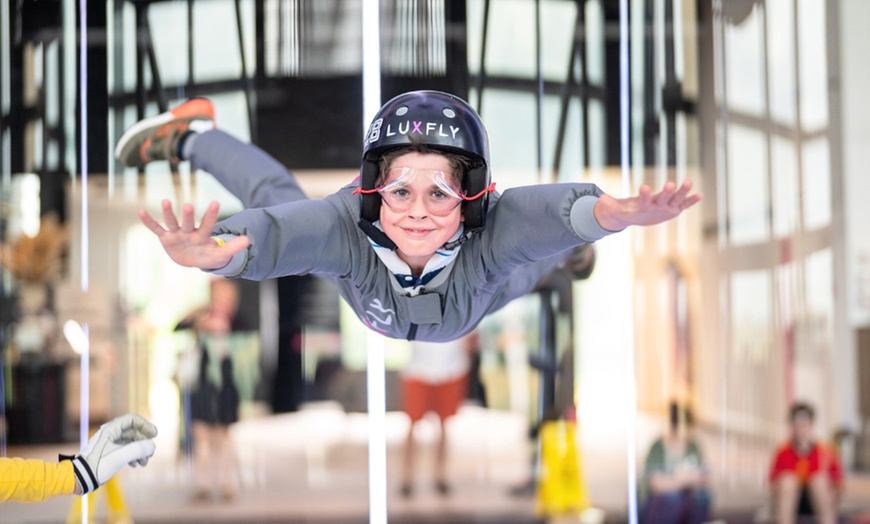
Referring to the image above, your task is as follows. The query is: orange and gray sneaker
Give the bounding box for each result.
[115,98,215,168]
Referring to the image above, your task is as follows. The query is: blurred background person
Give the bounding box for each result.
[769,401,843,524]
[399,332,478,497]
[639,401,711,524]
[177,277,243,502]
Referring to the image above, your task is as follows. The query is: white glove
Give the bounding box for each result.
[65,413,158,494]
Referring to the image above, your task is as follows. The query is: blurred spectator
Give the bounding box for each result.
[399,332,477,497]
[178,277,242,502]
[769,401,842,524]
[640,401,711,524]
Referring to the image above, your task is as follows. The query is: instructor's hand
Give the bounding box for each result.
[138,200,250,271]
[70,413,158,495]
[593,180,702,232]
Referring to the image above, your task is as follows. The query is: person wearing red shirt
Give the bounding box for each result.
[769,402,842,524]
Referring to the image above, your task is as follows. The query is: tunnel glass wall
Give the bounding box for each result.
[1,0,869,521]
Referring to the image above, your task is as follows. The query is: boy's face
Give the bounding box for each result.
[378,151,464,272]
[790,413,814,447]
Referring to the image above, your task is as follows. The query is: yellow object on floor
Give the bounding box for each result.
[66,473,132,524]
[536,419,589,516]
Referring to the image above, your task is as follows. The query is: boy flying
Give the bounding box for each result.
[119,91,701,342]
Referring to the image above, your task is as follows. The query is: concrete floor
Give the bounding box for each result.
[4,402,870,523]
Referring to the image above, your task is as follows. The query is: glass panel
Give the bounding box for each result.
[587,99,606,170]
[483,0,538,78]
[771,136,798,238]
[555,97,585,182]
[148,3,191,86]
[766,0,796,125]
[732,270,773,364]
[803,248,833,339]
[802,137,831,230]
[479,90,539,186]
[727,124,769,245]
[466,0,484,76]
[797,0,828,131]
[585,0,604,85]
[725,6,765,117]
[121,3,141,93]
[729,268,783,462]
[539,1,579,81]
[192,0,245,81]
[794,248,833,428]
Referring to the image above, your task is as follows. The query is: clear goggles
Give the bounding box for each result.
[354,167,495,216]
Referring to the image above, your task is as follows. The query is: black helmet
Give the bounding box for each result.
[359,90,491,229]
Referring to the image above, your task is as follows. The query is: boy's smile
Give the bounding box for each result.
[379,152,464,275]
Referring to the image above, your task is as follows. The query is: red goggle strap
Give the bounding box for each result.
[460,182,496,201]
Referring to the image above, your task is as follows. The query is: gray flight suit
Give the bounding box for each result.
[188,130,613,342]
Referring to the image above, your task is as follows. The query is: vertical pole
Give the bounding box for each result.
[78,0,91,520]
[0,0,10,459]
[535,0,543,184]
[362,2,386,523]
[474,0,490,113]
[618,0,638,523]
[710,0,730,480]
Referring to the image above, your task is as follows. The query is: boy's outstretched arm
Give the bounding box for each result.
[138,199,250,270]
[593,180,702,232]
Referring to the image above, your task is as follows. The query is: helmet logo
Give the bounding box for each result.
[365,118,384,145]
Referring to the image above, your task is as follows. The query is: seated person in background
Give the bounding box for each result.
[640,401,711,524]
[769,401,842,524]
[0,413,157,503]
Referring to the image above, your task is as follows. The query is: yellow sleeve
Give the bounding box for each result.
[0,457,77,503]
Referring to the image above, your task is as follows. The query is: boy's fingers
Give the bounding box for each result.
[669,180,694,205]
[137,209,165,236]
[198,202,221,233]
[635,185,652,207]
[181,204,197,233]
[652,182,677,205]
[160,199,180,231]
[679,193,703,210]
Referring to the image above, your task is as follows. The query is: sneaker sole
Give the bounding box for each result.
[114,99,215,167]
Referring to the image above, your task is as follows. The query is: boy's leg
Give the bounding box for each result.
[116,98,308,208]
[115,98,215,167]
[186,130,309,208]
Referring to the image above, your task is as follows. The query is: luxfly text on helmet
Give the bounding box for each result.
[365,119,462,143]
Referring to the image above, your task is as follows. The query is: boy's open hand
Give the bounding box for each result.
[138,199,250,271]
[593,180,702,232]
